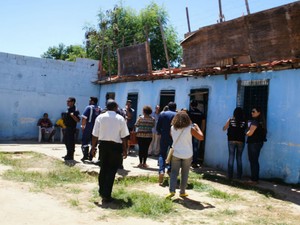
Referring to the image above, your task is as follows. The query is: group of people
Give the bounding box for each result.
[38,97,266,202]
[223,106,267,185]
[124,100,205,199]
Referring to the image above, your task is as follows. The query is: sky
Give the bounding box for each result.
[0,0,298,58]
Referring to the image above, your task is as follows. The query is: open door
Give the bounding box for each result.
[127,93,138,123]
[190,88,209,165]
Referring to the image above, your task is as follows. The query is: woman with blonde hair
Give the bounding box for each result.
[166,111,204,198]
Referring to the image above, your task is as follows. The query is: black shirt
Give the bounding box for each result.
[63,106,80,128]
[227,118,246,142]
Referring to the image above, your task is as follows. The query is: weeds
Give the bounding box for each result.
[113,188,174,218]
[1,152,93,190]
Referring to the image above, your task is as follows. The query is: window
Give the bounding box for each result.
[159,90,175,110]
[237,79,269,120]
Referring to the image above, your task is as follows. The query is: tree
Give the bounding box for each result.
[84,2,182,74]
[41,43,86,61]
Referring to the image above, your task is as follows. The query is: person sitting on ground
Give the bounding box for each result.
[37,113,56,142]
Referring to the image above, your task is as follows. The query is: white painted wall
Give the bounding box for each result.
[0,52,100,140]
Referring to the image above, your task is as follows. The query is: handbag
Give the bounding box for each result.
[165,129,184,164]
[129,131,138,145]
[165,147,174,164]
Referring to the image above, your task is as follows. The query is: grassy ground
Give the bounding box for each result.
[0,151,299,225]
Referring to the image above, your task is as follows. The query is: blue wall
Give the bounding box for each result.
[98,69,300,184]
[0,53,100,140]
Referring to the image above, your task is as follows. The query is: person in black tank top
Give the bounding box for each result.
[223,107,246,179]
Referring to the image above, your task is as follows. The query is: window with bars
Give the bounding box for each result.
[237,79,269,120]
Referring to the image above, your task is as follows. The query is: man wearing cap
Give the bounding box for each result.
[91,99,129,203]
[80,97,102,161]
[63,97,80,161]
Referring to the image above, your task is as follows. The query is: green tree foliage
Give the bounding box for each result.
[84,2,182,74]
[41,43,86,61]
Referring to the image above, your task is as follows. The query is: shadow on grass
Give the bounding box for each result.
[94,198,133,209]
[173,197,215,210]
[193,167,300,206]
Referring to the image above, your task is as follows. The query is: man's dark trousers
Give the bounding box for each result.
[65,127,76,160]
[98,141,122,199]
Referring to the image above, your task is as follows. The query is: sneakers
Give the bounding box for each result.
[179,193,188,197]
[165,192,175,199]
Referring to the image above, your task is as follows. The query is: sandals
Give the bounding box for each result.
[179,193,188,197]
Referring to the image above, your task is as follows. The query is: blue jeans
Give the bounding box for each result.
[247,142,263,181]
[158,135,172,174]
[228,141,245,179]
[169,156,192,193]
[192,137,200,164]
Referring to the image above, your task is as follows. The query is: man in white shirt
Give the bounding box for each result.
[91,99,129,203]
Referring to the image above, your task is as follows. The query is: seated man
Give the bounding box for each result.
[37,113,56,142]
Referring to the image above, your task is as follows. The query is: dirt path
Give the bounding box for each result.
[0,178,166,225]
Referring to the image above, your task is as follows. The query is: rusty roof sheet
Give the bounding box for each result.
[94,58,300,85]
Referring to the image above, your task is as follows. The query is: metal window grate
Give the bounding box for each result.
[237,79,269,120]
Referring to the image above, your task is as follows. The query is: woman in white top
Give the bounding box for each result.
[167,111,204,198]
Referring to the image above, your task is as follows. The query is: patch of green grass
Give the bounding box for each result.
[1,152,93,190]
[221,209,238,216]
[266,205,273,211]
[115,175,157,186]
[68,198,80,207]
[192,181,215,192]
[201,172,276,198]
[113,188,174,218]
[89,188,100,204]
[208,189,241,201]
[0,152,23,167]
[67,187,82,194]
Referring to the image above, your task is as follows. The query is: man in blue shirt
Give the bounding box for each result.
[81,97,102,161]
[156,102,177,185]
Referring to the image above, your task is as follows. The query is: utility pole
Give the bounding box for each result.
[158,17,171,75]
[186,7,191,33]
[218,0,224,23]
[245,0,250,15]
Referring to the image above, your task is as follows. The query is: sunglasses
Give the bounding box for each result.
[251,110,257,113]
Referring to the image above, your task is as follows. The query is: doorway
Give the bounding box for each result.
[127,93,138,124]
[189,88,209,165]
[159,90,175,111]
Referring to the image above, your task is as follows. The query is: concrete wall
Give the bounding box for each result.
[98,69,300,184]
[0,52,100,141]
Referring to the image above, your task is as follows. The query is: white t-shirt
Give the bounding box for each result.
[92,111,129,144]
[171,125,193,159]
